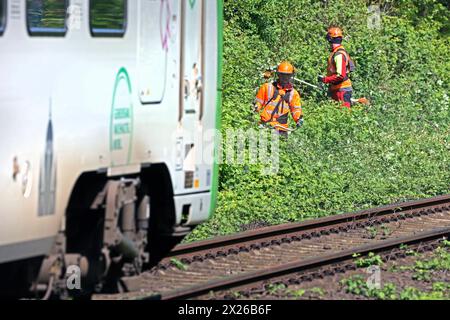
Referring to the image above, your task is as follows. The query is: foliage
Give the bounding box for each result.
[186,0,450,241]
[170,258,188,271]
[341,275,397,300]
[265,283,287,295]
[411,247,450,281]
[355,252,384,267]
[342,275,450,300]
[400,283,450,300]
[309,287,326,296]
[286,288,305,298]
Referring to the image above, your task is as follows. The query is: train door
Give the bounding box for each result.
[179,0,204,119]
[137,0,170,104]
[178,0,205,189]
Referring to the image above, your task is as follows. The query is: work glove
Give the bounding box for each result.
[317,75,325,84]
[296,118,304,128]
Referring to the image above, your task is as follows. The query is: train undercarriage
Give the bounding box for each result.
[0,164,189,299]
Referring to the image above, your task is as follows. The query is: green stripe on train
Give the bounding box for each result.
[209,0,223,218]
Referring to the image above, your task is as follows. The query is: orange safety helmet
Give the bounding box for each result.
[327,27,343,38]
[277,61,295,74]
[276,61,295,88]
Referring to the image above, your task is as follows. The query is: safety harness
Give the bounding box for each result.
[329,47,356,82]
[263,82,292,124]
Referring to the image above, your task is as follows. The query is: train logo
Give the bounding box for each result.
[160,0,172,51]
[38,112,57,216]
[110,68,133,167]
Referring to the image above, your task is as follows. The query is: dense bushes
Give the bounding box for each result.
[186,0,450,241]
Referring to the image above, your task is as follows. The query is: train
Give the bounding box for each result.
[0,0,223,298]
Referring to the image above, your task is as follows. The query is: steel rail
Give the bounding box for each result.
[158,227,449,300]
[167,194,450,258]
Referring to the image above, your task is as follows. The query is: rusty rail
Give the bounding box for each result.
[158,227,449,300]
[163,194,450,261]
[94,194,450,300]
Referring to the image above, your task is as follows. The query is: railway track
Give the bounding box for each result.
[94,194,450,300]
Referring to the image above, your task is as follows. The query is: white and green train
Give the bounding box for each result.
[0,0,223,298]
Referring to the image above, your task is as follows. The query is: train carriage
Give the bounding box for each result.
[0,0,222,297]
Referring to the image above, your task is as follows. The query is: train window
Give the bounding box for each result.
[90,0,127,37]
[0,0,5,36]
[26,0,68,36]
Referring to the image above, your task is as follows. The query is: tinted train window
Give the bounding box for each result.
[0,0,5,36]
[90,0,126,37]
[27,0,68,36]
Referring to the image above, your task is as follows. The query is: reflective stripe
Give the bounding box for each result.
[327,46,352,90]
[288,91,294,104]
[328,47,350,78]
[267,84,273,101]
[255,97,264,104]
[331,79,352,91]
[264,104,289,114]
[335,54,343,76]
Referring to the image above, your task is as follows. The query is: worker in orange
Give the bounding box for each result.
[318,27,354,109]
[253,61,303,136]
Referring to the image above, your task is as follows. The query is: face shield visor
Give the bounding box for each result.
[277,72,293,88]
[326,34,343,44]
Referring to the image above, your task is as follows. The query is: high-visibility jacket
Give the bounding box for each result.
[324,45,352,91]
[254,82,302,131]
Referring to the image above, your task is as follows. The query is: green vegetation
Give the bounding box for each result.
[286,288,306,298]
[391,246,450,280]
[411,247,450,281]
[381,225,392,237]
[365,226,378,239]
[343,244,450,300]
[187,0,450,241]
[341,276,398,300]
[170,258,188,271]
[283,286,326,298]
[265,283,287,295]
[355,252,384,267]
[399,283,450,300]
[309,287,326,296]
[342,275,450,300]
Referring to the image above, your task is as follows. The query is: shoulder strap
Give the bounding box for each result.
[333,48,352,78]
[283,90,291,103]
[264,83,278,105]
[260,83,279,124]
[269,88,291,123]
[334,48,351,67]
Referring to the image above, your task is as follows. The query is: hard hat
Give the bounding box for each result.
[327,27,343,38]
[276,61,295,88]
[277,61,295,74]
